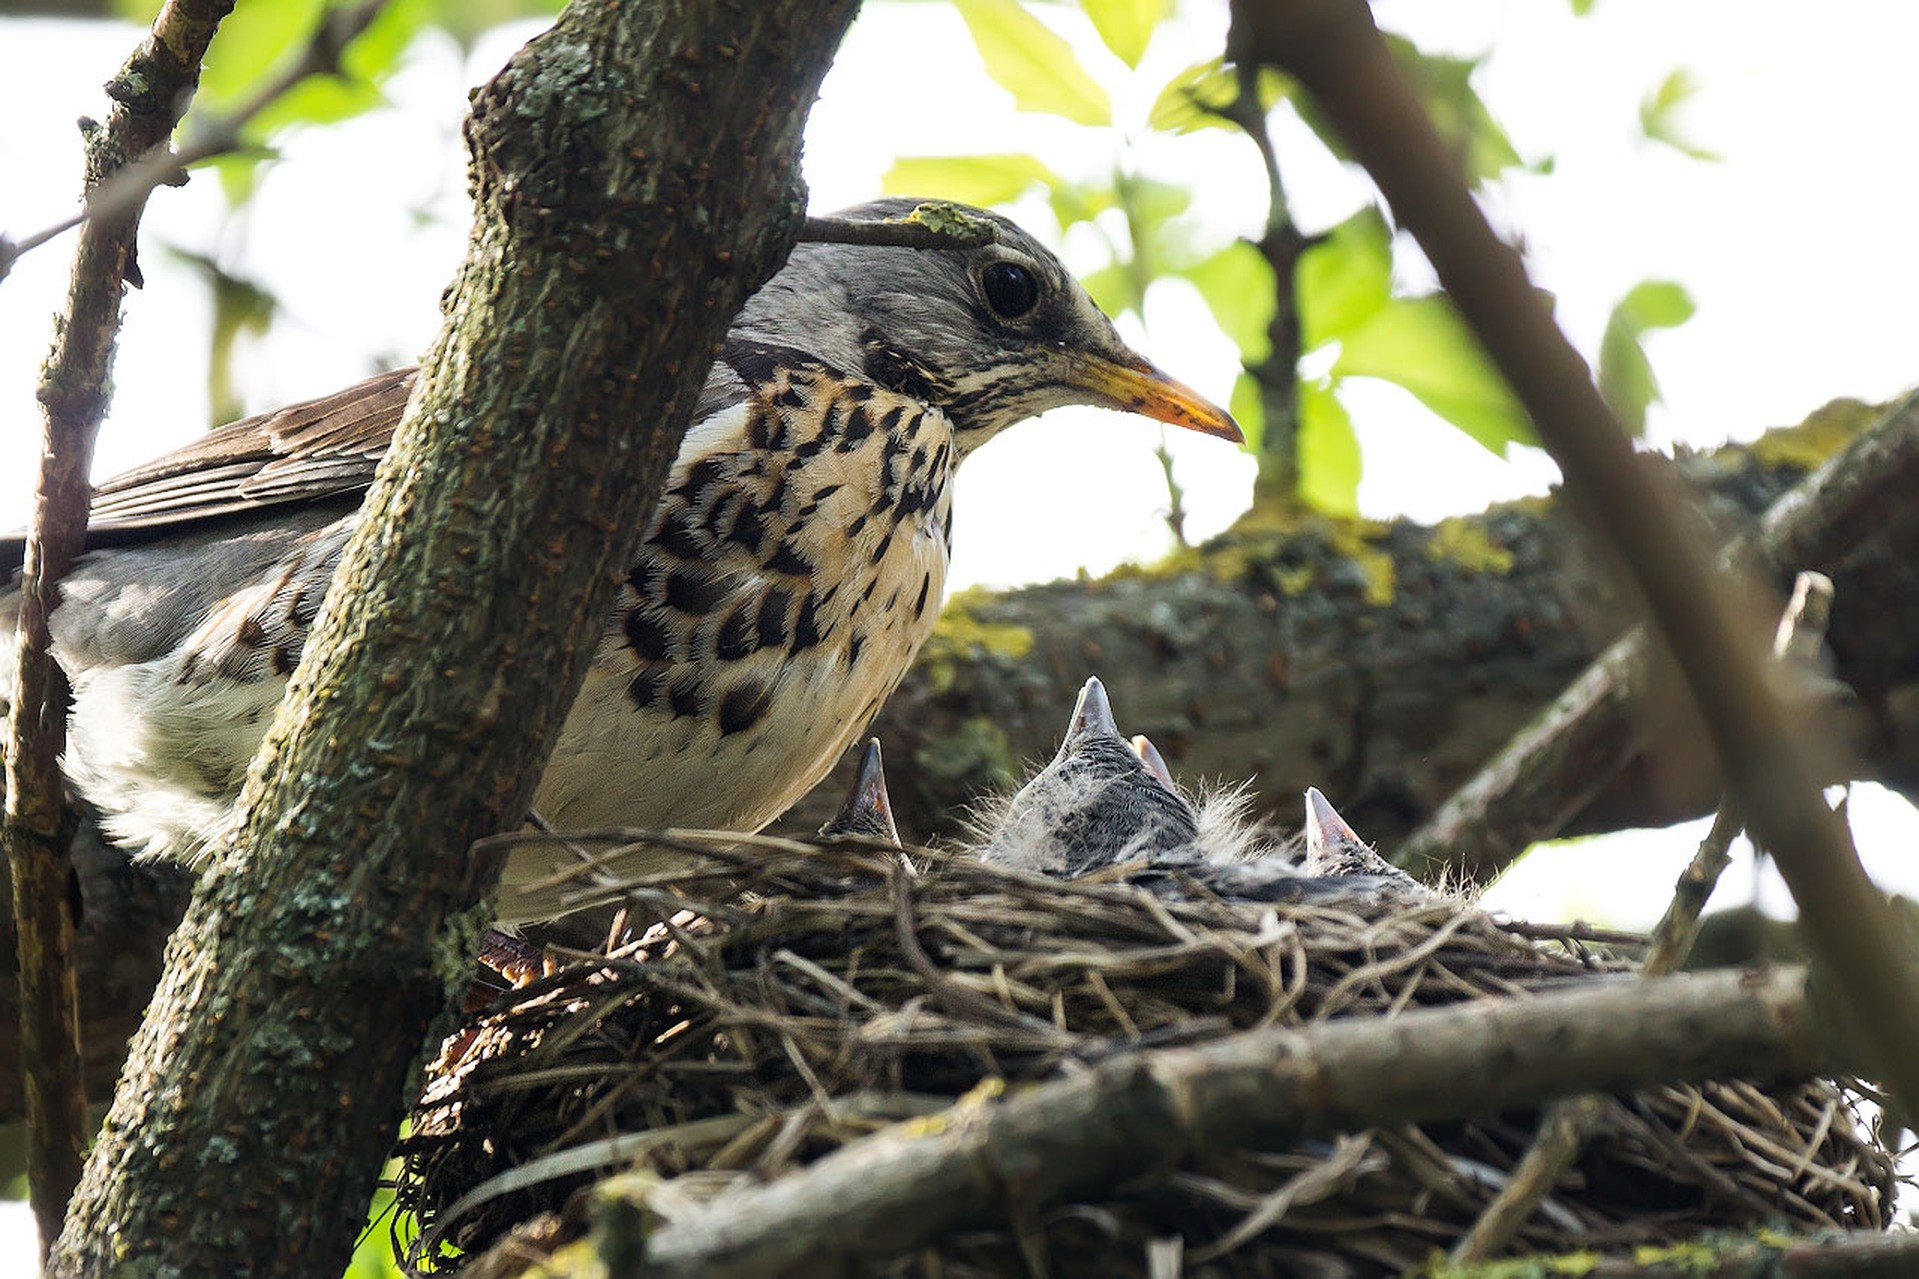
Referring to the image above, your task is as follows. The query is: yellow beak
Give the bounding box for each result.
[1069,352,1243,443]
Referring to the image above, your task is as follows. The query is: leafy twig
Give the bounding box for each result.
[3,0,239,1255]
[1231,0,1919,1112]
[0,0,387,285]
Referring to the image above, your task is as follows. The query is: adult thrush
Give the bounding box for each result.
[0,200,1237,919]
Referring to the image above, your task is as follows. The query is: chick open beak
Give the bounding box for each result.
[1070,352,1243,443]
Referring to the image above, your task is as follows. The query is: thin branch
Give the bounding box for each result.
[1451,571,1840,1263]
[1219,31,1313,502]
[0,0,386,285]
[615,966,1833,1277]
[1647,570,1836,974]
[3,0,237,1254]
[1397,395,1918,880]
[798,201,1000,251]
[1228,0,1919,1112]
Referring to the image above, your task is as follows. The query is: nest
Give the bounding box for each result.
[394,834,1895,1276]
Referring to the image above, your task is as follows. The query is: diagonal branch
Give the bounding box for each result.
[1230,0,1919,1112]
[1449,571,1840,1262]
[2,0,234,1255]
[605,966,1834,1278]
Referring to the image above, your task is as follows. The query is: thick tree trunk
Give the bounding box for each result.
[782,397,1919,851]
[45,2,857,1273]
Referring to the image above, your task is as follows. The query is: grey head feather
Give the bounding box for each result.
[734,199,1144,450]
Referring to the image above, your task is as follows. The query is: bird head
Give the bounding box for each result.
[740,198,1241,453]
[979,675,1200,875]
[818,738,901,846]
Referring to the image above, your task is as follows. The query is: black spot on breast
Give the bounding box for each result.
[758,586,793,649]
[668,678,706,719]
[627,558,664,597]
[718,681,774,736]
[624,608,675,661]
[766,540,813,576]
[811,482,842,503]
[775,384,807,409]
[665,567,728,615]
[845,513,868,539]
[236,616,267,647]
[672,457,725,500]
[728,503,766,553]
[839,406,875,450]
[656,510,706,559]
[716,601,758,660]
[268,646,295,677]
[914,575,931,618]
[846,632,865,668]
[791,593,823,652]
[627,667,667,710]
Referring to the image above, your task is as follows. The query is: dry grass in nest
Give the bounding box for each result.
[393,832,1895,1276]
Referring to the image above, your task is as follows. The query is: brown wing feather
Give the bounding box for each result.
[83,366,417,533]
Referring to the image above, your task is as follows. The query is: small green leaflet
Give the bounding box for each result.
[953,0,1113,126]
[1080,0,1169,68]
[1598,280,1696,437]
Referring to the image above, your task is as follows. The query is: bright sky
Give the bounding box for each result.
[3,0,1919,1257]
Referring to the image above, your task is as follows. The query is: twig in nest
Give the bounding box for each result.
[1451,571,1840,1261]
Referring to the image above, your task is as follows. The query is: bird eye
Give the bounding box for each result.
[980,261,1041,319]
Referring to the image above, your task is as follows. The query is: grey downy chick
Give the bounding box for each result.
[975,676,1200,877]
[817,737,902,845]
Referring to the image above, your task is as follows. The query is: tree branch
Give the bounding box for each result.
[44,2,859,1273]
[1230,0,1919,1111]
[597,966,1835,1278]
[1448,573,1840,1263]
[3,0,233,1255]
[798,200,1000,250]
[1400,398,1914,879]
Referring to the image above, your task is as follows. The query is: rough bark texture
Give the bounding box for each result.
[783,398,1919,857]
[4,0,234,1252]
[45,2,857,1273]
[577,966,1831,1277]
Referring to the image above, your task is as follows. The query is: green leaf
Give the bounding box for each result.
[1146,58,1292,134]
[882,153,1061,206]
[1078,261,1138,316]
[1178,241,1274,362]
[1639,68,1722,162]
[953,0,1112,126]
[1297,207,1392,349]
[1297,38,1520,182]
[1047,179,1116,230]
[1299,381,1361,515]
[1332,295,1536,454]
[1080,0,1168,67]
[1597,279,1696,437]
